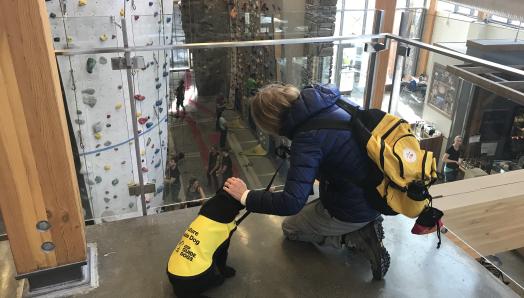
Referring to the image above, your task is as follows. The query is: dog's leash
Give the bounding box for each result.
[235,145,289,225]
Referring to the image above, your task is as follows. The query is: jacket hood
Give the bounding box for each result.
[279,84,341,138]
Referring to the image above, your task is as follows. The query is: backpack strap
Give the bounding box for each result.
[291,99,359,138]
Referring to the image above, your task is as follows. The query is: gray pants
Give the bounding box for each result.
[281,200,371,248]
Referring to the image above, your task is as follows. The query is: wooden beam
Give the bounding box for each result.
[416,0,437,76]
[432,170,524,256]
[370,0,397,109]
[0,0,86,274]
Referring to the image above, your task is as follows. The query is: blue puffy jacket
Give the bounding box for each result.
[246,85,380,223]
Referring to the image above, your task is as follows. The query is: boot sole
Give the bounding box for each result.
[350,220,390,280]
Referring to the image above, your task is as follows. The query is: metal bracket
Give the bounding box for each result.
[364,41,387,53]
[111,56,145,70]
[396,45,411,57]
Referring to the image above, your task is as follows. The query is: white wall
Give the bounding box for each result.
[46,0,172,221]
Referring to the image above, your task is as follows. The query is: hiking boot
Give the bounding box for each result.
[344,219,390,280]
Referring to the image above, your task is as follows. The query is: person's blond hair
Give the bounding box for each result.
[250,84,300,135]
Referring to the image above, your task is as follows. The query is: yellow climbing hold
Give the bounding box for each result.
[115,102,123,110]
[99,34,108,42]
[104,164,111,171]
[66,36,73,43]
[79,0,87,6]
[120,8,125,17]
[136,112,142,117]
[94,132,102,140]
[140,149,145,156]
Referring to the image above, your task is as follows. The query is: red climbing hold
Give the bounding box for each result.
[138,117,148,125]
[141,166,149,173]
[134,94,145,101]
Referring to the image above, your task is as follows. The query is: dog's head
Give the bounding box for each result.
[198,189,245,223]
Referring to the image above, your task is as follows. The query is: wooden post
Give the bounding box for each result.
[416,0,437,76]
[370,0,397,109]
[0,0,86,275]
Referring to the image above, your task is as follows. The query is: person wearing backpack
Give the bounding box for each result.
[223,84,390,280]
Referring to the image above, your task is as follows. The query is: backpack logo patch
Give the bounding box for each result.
[403,148,417,163]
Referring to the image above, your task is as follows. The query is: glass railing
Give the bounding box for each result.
[42,3,524,293]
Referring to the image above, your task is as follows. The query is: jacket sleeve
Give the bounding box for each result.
[246,132,322,216]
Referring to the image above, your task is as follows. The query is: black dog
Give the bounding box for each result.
[166,189,244,298]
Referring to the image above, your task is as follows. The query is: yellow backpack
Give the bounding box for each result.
[296,99,443,245]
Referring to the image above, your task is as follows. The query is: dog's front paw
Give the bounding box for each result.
[221,266,236,278]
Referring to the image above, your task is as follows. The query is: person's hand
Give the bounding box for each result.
[223,177,247,201]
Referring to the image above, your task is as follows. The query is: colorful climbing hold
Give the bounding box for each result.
[96,144,101,148]
[74,119,85,125]
[53,37,60,42]
[105,191,110,195]
[155,83,161,89]
[92,121,102,133]
[95,132,102,140]
[115,102,123,110]
[120,8,125,17]
[104,197,110,203]
[96,153,101,157]
[104,164,111,171]
[142,166,149,173]
[163,71,169,77]
[166,17,171,23]
[134,94,145,101]
[134,15,140,21]
[112,178,119,186]
[67,36,73,43]
[49,13,57,18]
[136,111,142,117]
[113,195,118,199]
[86,57,96,73]
[114,148,119,151]
[129,202,135,208]
[78,0,87,6]
[140,149,145,156]
[99,56,107,64]
[104,141,112,146]
[83,95,97,107]
[87,179,95,185]
[155,99,162,106]
[106,123,111,128]
[138,117,149,125]
[95,176,102,183]
[158,107,163,113]
[149,1,153,6]
[81,88,95,95]
[112,34,117,39]
[154,148,160,154]
[146,122,153,129]
[99,34,108,42]
[121,160,126,165]
[117,85,122,90]
[106,114,111,119]
[154,160,161,168]
[154,12,159,17]
[155,77,159,82]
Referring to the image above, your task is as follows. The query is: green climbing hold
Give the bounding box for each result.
[112,178,119,186]
[81,88,95,95]
[86,57,96,73]
[104,141,112,146]
[99,57,107,64]
[77,110,82,115]
[129,202,135,208]
[95,176,102,183]
[83,95,97,107]
[104,197,110,203]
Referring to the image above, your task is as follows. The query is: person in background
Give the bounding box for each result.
[218,113,228,149]
[176,79,186,116]
[165,158,183,209]
[185,177,206,208]
[443,135,463,182]
[207,145,220,191]
[217,148,233,187]
[223,84,389,280]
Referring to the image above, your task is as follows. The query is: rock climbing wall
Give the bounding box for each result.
[46,0,173,221]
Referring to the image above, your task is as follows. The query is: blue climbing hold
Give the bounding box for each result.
[156,185,164,195]
[166,17,171,23]
[155,160,161,168]
[155,83,161,89]
[158,107,163,113]
[146,122,153,129]
[154,148,160,154]
[155,99,162,106]
[163,71,169,77]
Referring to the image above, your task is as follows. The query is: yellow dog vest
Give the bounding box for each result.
[168,215,236,277]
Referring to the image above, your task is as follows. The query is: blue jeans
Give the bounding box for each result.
[444,167,458,183]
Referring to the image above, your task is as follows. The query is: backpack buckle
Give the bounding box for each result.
[406,180,430,201]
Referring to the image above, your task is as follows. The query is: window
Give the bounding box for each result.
[456,6,472,15]
[491,15,508,23]
[437,1,456,13]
